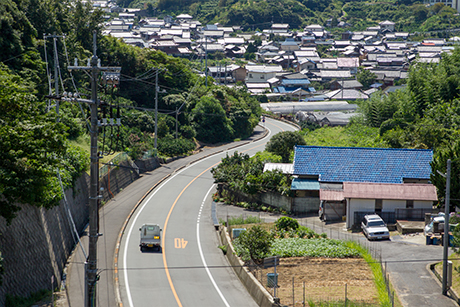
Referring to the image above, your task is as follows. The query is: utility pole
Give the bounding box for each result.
[44,33,65,118]
[155,68,159,150]
[205,35,208,87]
[442,159,451,296]
[67,31,121,307]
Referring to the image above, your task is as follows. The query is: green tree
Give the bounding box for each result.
[234,225,274,263]
[430,140,460,210]
[266,131,306,163]
[356,68,376,90]
[191,96,234,143]
[0,65,84,224]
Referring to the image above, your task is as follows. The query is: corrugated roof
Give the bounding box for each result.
[291,178,320,190]
[343,182,438,201]
[293,146,433,184]
[263,163,293,174]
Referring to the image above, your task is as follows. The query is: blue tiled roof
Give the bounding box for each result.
[293,146,433,184]
[274,86,302,93]
[281,79,311,86]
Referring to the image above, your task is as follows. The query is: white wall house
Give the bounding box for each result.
[344,182,437,228]
[245,65,283,83]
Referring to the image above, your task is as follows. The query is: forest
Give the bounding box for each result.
[0,0,261,225]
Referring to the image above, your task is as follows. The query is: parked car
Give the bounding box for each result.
[361,214,390,241]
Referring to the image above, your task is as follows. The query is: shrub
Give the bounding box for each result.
[158,136,195,157]
[275,216,299,231]
[233,225,274,262]
[227,215,262,226]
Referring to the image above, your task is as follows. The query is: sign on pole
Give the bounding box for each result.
[263,256,279,269]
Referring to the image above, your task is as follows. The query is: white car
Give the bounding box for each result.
[361,214,390,241]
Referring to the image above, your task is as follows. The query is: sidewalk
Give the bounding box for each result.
[59,125,267,307]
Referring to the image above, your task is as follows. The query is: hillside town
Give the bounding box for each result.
[84,2,459,125]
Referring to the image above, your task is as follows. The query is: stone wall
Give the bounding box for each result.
[0,174,90,305]
[0,156,153,304]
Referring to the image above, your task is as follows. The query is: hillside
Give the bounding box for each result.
[121,0,460,34]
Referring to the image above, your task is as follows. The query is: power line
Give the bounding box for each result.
[67,255,460,274]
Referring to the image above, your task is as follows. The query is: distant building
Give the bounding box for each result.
[245,65,283,83]
[425,0,460,13]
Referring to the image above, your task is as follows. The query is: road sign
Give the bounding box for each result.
[263,256,279,269]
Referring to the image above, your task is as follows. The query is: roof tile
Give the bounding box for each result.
[293,146,433,183]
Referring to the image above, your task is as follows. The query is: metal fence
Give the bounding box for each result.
[395,208,433,221]
[99,152,139,178]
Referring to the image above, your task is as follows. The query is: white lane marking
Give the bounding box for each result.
[197,185,231,307]
[123,124,274,307]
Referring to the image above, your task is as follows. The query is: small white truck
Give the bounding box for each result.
[139,224,162,252]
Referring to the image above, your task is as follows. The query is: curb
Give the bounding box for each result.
[428,262,460,305]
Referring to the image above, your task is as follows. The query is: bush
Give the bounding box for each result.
[227,215,262,226]
[233,225,274,262]
[275,216,299,231]
[158,135,195,157]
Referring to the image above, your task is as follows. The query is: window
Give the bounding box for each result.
[406,200,414,209]
[261,75,265,79]
[375,199,382,213]
[249,73,253,78]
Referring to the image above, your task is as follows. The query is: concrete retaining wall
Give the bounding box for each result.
[0,156,156,304]
[0,174,90,305]
[222,186,319,215]
[293,197,320,214]
[218,226,276,307]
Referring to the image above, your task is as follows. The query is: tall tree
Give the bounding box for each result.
[266,131,306,163]
[430,139,460,210]
[0,65,83,224]
[191,96,234,143]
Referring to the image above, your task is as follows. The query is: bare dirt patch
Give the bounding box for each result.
[259,257,379,306]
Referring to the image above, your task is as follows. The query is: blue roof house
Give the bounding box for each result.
[293,146,433,184]
[292,146,436,228]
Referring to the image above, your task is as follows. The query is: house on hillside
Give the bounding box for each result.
[330,79,363,90]
[379,20,395,33]
[245,65,283,83]
[291,146,436,228]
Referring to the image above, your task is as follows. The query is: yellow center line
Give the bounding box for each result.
[162,163,217,307]
[161,139,273,306]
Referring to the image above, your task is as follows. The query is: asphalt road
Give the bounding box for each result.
[64,123,267,307]
[118,117,297,307]
[65,116,457,307]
